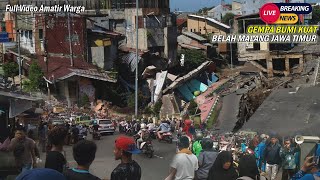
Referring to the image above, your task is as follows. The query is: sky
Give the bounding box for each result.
[170,0,319,12]
[170,0,231,12]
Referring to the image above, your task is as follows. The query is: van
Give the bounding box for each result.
[76,115,91,126]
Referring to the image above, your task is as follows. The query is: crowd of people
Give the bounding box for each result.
[2,118,320,180]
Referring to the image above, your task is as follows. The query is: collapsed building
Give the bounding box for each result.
[235,13,304,77]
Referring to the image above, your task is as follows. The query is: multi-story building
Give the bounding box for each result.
[207,1,242,21]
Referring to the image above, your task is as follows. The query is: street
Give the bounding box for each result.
[64,132,176,180]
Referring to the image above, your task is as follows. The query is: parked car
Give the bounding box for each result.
[93,119,115,135]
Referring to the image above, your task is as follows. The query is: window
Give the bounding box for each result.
[29,30,32,39]
[39,29,43,40]
[200,28,202,32]
[253,10,255,13]
[190,29,192,32]
[194,29,196,32]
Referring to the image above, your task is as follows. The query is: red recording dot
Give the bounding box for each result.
[260,3,280,24]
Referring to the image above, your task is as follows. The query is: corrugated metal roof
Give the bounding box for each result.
[0,90,42,101]
[121,53,142,72]
[182,31,207,42]
[163,61,212,93]
[177,35,192,44]
[188,14,230,29]
[179,43,201,50]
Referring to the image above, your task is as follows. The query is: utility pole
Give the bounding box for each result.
[15,12,22,91]
[135,0,139,117]
[43,14,50,100]
[229,19,233,69]
[66,0,73,67]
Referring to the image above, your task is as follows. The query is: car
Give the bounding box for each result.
[49,117,65,126]
[94,119,115,135]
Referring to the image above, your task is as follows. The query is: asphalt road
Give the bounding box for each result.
[64,132,176,180]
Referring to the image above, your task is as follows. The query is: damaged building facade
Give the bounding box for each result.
[235,14,304,77]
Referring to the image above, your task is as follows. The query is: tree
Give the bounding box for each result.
[197,6,215,15]
[310,6,320,25]
[222,13,235,25]
[3,62,19,84]
[24,61,45,92]
[178,49,207,74]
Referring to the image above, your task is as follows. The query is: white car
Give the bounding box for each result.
[94,119,115,135]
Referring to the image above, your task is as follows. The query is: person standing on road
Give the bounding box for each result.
[263,136,281,180]
[207,151,238,180]
[45,126,68,173]
[280,138,298,180]
[64,140,100,180]
[195,138,219,180]
[255,134,268,172]
[237,154,267,180]
[110,136,141,180]
[8,127,37,173]
[166,136,198,180]
[38,121,48,152]
[192,132,203,157]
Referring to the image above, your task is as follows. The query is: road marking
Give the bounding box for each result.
[154,155,164,159]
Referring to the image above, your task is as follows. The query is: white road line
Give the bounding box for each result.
[313,59,320,86]
[154,155,164,159]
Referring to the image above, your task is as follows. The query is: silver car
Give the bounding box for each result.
[96,119,115,135]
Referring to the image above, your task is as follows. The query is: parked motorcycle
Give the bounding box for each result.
[158,132,173,144]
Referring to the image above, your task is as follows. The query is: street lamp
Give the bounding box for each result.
[229,19,233,69]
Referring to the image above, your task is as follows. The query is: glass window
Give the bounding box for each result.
[39,29,43,40]
[99,120,112,124]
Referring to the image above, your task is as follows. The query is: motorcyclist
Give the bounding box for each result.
[147,120,155,131]
[135,124,148,149]
[192,131,203,157]
[157,120,171,139]
[92,121,99,135]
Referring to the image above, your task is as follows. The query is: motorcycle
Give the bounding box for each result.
[134,135,154,158]
[149,128,158,139]
[125,125,134,136]
[158,131,173,144]
[78,132,87,141]
[93,131,101,140]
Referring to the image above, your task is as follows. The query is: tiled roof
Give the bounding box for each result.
[37,56,115,83]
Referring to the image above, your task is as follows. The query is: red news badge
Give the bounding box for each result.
[260,3,280,24]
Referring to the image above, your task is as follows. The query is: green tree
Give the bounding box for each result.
[80,94,90,107]
[3,62,19,84]
[222,13,235,25]
[179,49,207,73]
[197,6,215,15]
[310,6,320,25]
[24,61,45,92]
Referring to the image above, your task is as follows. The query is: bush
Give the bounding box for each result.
[188,100,200,115]
[80,94,90,107]
[24,61,45,92]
